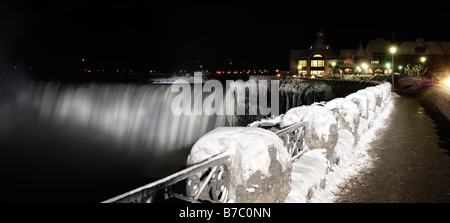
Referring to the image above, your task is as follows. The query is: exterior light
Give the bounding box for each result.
[389,46,397,92]
[420,57,426,63]
[361,63,368,69]
[443,77,450,88]
[331,62,337,78]
[390,47,397,54]
[386,63,391,69]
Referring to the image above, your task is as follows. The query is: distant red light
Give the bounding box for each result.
[217,71,221,75]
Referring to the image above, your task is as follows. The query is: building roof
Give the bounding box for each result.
[354,42,367,56]
[290,47,340,59]
[340,49,355,59]
[365,39,392,55]
[398,39,450,56]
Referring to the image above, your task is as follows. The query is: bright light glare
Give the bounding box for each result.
[390,47,397,54]
[444,77,450,88]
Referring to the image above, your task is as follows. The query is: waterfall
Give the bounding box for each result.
[27,82,227,155]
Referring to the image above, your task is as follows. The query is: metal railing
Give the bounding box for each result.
[102,152,230,203]
[103,121,307,203]
[274,121,307,160]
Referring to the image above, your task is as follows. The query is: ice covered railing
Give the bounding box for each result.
[103,82,393,203]
[102,152,231,203]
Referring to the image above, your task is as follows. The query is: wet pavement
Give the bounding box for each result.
[336,95,450,203]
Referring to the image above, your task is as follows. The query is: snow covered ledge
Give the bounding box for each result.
[187,127,292,203]
[187,82,393,203]
[285,82,393,202]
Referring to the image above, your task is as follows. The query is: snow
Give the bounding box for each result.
[308,94,396,202]
[185,81,395,203]
[286,83,395,203]
[187,127,291,185]
[345,92,369,119]
[248,115,283,127]
[324,98,360,135]
[280,105,337,143]
[284,149,329,203]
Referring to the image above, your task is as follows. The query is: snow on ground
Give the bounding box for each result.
[286,92,397,203]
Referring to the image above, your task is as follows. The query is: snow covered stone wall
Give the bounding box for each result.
[280,105,338,162]
[186,127,292,203]
[186,82,393,203]
[285,82,393,202]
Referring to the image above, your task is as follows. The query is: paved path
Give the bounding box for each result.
[336,95,449,203]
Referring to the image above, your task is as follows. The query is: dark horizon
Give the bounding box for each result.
[1,1,449,79]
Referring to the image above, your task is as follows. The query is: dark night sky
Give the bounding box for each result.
[1,0,448,76]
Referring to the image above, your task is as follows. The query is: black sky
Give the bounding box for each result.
[1,0,448,76]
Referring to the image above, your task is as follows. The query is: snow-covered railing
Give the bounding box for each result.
[274,121,307,160]
[102,120,309,203]
[102,153,230,203]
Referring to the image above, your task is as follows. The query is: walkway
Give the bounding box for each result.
[336,95,450,203]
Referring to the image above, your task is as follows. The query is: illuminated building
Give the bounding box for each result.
[290,30,450,77]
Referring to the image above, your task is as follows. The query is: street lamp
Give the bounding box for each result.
[361,63,368,76]
[331,61,336,78]
[420,57,427,80]
[420,56,426,63]
[390,46,397,92]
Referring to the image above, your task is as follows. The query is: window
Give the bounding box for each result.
[311,70,324,75]
[313,54,323,58]
[371,60,379,65]
[311,60,324,67]
[298,60,307,68]
[373,52,385,60]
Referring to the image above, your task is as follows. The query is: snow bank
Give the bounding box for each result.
[324,98,360,136]
[280,105,338,161]
[284,149,329,203]
[187,127,292,203]
[286,82,394,203]
[345,92,369,120]
[186,82,394,203]
[309,93,396,202]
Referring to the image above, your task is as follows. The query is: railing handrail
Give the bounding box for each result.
[274,120,308,161]
[102,152,230,203]
[274,121,306,135]
[103,120,308,203]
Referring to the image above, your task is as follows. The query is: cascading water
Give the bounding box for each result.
[28,82,227,155]
[0,80,228,202]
